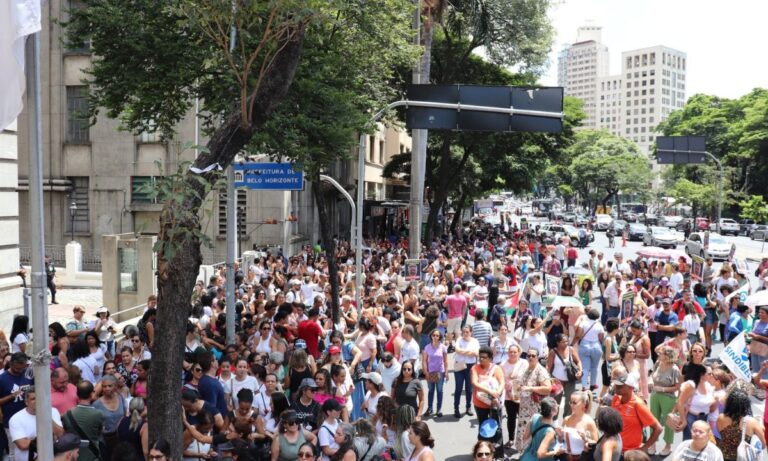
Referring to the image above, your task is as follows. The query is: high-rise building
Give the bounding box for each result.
[621,46,687,157]
[557,25,610,129]
[596,75,624,137]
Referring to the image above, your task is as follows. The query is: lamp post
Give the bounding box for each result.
[69,200,77,242]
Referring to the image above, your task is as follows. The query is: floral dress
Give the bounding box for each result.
[514,364,552,451]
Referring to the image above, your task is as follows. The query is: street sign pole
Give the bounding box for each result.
[225,13,237,345]
[409,2,425,260]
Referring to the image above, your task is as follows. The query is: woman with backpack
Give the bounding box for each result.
[546,333,582,416]
[520,397,563,461]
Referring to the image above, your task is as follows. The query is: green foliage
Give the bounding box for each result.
[669,178,715,214]
[658,88,768,201]
[251,0,417,175]
[563,130,653,208]
[739,195,768,223]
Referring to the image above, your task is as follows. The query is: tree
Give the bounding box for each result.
[566,130,653,214]
[66,0,414,456]
[739,195,768,224]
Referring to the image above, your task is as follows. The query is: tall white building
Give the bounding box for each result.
[557,26,610,129]
[621,46,687,156]
[597,75,623,137]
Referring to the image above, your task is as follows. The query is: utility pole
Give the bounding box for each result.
[409,0,426,260]
[224,3,237,345]
[26,31,54,461]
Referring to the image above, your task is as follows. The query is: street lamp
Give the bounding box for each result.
[69,200,77,242]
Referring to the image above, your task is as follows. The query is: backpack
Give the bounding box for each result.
[489,303,505,329]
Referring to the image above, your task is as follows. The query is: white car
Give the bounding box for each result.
[662,215,684,228]
[643,226,678,248]
[595,214,613,231]
[711,218,740,236]
[685,232,733,260]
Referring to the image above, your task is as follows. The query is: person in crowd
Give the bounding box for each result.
[270,409,318,461]
[574,308,603,396]
[470,345,504,438]
[502,344,526,450]
[563,391,599,460]
[9,315,29,355]
[672,363,716,441]
[318,398,343,461]
[520,397,561,461]
[453,325,479,418]
[393,359,425,419]
[378,352,401,395]
[594,407,623,461]
[9,386,64,461]
[624,320,651,401]
[546,333,582,415]
[422,329,448,418]
[600,318,621,399]
[490,323,516,365]
[352,418,387,461]
[513,348,553,452]
[670,420,724,461]
[472,440,496,461]
[716,390,766,461]
[648,345,681,456]
[147,439,171,461]
[393,404,416,460]
[406,421,436,461]
[610,372,662,453]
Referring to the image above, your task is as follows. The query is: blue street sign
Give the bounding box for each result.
[233,163,304,190]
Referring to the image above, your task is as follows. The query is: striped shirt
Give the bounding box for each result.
[472,320,493,348]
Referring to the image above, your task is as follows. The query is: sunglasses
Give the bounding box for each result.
[193,368,203,372]
[475,452,492,458]
[403,368,413,371]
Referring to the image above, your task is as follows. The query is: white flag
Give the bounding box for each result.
[724,282,750,304]
[719,332,752,382]
[0,0,42,131]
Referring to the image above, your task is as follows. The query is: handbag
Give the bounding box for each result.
[554,348,579,382]
[426,371,440,383]
[737,419,761,461]
[665,412,685,433]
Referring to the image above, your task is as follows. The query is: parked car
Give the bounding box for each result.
[595,214,613,231]
[575,214,590,226]
[695,217,710,231]
[685,232,733,260]
[626,223,647,241]
[643,226,678,248]
[711,218,739,236]
[611,219,628,235]
[563,224,595,243]
[751,225,768,241]
[664,215,685,228]
[739,219,759,236]
[642,213,659,226]
[622,211,639,222]
[563,213,576,223]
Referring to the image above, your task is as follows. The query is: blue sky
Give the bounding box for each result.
[540,0,767,99]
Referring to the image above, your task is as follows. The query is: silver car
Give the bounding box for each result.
[685,232,732,260]
[643,226,678,248]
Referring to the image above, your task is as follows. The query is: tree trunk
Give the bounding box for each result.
[148,24,306,459]
[312,179,341,325]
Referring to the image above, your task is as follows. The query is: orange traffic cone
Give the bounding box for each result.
[622,232,627,247]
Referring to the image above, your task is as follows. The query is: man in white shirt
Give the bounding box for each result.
[669,264,685,295]
[602,273,623,323]
[379,353,401,394]
[10,387,64,461]
[613,252,631,275]
[554,240,566,267]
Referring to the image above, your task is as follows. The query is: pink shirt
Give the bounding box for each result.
[51,383,78,415]
[444,294,468,319]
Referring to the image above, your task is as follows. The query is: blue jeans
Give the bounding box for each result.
[530,302,542,318]
[427,372,445,412]
[454,367,473,411]
[579,341,603,389]
[602,306,620,325]
[752,353,768,378]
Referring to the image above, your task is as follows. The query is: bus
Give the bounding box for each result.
[532,198,554,217]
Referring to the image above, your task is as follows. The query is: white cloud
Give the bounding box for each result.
[541,0,767,99]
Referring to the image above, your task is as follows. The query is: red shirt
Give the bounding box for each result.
[672,298,703,320]
[611,394,659,451]
[567,247,578,260]
[297,319,323,359]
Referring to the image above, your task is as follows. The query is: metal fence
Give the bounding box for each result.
[19,245,102,272]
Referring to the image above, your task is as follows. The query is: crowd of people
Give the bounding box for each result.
[2,217,768,461]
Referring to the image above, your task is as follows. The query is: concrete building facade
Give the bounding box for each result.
[16,1,412,267]
[0,120,24,325]
[557,26,610,129]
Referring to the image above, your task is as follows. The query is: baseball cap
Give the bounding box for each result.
[294,339,307,350]
[360,372,383,386]
[53,433,81,454]
[298,378,318,390]
[96,306,109,314]
[659,277,669,286]
[661,297,672,305]
[634,278,644,286]
[322,398,343,412]
[328,345,341,355]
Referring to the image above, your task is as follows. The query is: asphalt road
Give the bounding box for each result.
[428,218,765,461]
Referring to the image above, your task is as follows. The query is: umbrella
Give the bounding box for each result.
[636,248,671,260]
[562,266,593,277]
[548,295,583,310]
[745,290,768,308]
[663,249,691,263]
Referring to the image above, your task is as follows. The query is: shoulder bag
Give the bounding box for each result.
[554,348,579,382]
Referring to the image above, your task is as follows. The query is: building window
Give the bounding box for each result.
[379,140,384,164]
[131,176,160,204]
[66,86,89,143]
[65,1,91,53]
[217,189,247,236]
[67,177,90,234]
[368,136,375,162]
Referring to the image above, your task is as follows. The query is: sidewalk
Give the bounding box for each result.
[45,288,103,325]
